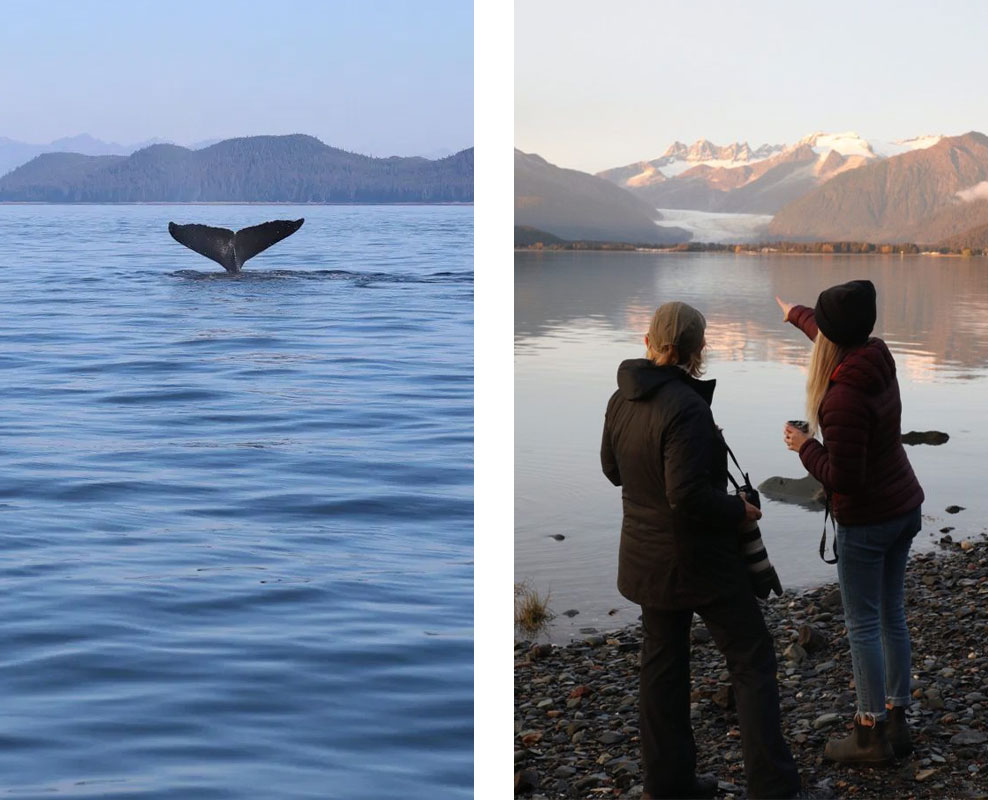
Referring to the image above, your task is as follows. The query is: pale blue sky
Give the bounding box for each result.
[516,0,988,173]
[0,0,472,157]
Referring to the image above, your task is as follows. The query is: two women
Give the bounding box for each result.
[601,282,923,797]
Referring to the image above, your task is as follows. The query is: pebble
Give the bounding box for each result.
[950,729,987,746]
[515,535,988,799]
[812,712,840,729]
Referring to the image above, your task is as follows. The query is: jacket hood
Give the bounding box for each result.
[617,358,716,405]
[832,338,896,395]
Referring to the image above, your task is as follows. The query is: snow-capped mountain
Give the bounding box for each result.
[598,139,785,187]
[654,139,785,177]
[768,131,988,243]
[598,132,944,215]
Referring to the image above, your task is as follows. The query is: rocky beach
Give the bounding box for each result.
[515,532,988,799]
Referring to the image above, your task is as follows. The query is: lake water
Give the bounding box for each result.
[516,250,988,643]
[0,204,473,798]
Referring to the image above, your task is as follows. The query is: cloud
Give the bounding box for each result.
[956,181,988,202]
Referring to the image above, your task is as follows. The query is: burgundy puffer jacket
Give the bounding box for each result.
[788,305,924,525]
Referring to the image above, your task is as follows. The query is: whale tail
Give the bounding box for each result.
[168,218,304,272]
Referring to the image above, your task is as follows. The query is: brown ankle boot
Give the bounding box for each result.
[886,706,913,757]
[824,716,895,766]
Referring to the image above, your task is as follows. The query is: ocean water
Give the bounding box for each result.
[516,250,988,642]
[0,204,473,798]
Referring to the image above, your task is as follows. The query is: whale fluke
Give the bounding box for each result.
[168,218,304,273]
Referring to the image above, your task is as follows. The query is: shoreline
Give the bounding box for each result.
[515,247,983,258]
[515,535,988,799]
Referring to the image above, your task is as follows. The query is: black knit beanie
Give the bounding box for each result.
[814,279,876,346]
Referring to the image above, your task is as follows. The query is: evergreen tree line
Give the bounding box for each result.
[515,228,986,256]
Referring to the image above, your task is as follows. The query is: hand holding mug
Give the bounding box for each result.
[783,421,810,452]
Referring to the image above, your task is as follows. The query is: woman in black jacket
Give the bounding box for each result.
[601,301,801,799]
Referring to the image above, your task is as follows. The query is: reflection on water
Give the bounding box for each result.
[515,251,988,642]
[517,251,988,377]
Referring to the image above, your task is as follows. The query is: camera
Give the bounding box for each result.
[736,483,781,598]
[787,419,809,433]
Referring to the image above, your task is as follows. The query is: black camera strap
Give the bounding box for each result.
[726,430,838,564]
[722,439,752,496]
[820,492,838,564]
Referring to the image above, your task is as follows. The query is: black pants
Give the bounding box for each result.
[640,591,800,800]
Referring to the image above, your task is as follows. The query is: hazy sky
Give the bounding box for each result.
[516,0,988,173]
[0,0,472,157]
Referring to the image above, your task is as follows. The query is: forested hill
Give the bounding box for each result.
[0,135,473,202]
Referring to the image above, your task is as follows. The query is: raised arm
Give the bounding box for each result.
[785,303,819,342]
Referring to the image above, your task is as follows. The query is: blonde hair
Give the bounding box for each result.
[805,331,847,436]
[645,302,707,378]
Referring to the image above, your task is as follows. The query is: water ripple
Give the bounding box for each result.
[0,204,473,799]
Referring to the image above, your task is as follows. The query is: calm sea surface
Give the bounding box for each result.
[516,250,988,643]
[0,204,473,798]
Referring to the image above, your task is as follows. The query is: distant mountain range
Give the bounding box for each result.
[515,150,688,245]
[598,132,943,215]
[0,134,209,178]
[516,130,988,247]
[0,134,464,180]
[0,135,473,203]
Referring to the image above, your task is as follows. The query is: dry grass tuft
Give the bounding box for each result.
[514,581,554,635]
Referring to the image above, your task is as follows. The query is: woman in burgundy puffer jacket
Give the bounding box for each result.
[778,280,924,767]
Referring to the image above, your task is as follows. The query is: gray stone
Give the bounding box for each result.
[813,712,841,729]
[712,684,735,710]
[573,773,607,792]
[798,623,828,653]
[757,474,825,508]
[784,643,807,663]
[515,768,539,794]
[951,729,988,745]
[901,430,949,445]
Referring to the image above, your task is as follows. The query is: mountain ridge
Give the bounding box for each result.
[767,131,988,242]
[515,149,689,245]
[0,135,473,203]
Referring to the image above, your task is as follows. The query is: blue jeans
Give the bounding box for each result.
[836,506,921,720]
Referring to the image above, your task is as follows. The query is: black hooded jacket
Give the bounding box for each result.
[601,359,748,608]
